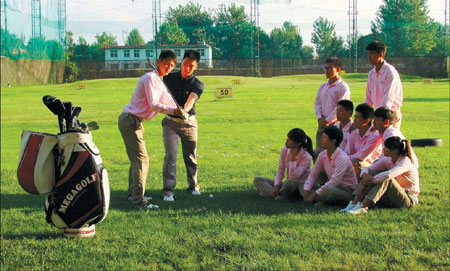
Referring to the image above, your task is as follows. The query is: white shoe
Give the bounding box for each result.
[163,195,175,202]
[348,202,368,215]
[191,190,201,196]
[340,201,356,212]
[144,196,152,201]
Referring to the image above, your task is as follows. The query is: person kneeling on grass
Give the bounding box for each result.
[301,126,358,206]
[341,136,420,215]
[254,128,314,201]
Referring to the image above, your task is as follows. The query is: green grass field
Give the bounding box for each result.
[1,74,449,270]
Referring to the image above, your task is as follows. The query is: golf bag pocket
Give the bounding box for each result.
[17,131,58,194]
[45,132,110,229]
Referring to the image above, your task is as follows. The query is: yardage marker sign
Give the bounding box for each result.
[215,87,233,100]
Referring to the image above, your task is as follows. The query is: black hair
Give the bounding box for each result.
[384,136,413,161]
[323,126,343,147]
[366,41,387,55]
[337,99,354,113]
[183,49,201,62]
[324,57,342,68]
[287,128,315,159]
[355,103,374,125]
[374,107,394,123]
[159,50,177,62]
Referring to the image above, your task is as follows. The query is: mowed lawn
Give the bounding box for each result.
[1,74,448,270]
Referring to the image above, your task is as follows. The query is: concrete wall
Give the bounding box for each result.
[1,57,65,87]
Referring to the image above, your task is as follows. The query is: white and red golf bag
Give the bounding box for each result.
[17,95,110,236]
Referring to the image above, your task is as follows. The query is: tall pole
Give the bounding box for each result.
[152,0,161,63]
[348,0,357,72]
[250,0,260,77]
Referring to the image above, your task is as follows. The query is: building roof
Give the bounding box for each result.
[103,43,211,50]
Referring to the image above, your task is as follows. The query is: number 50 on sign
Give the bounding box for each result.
[215,87,233,99]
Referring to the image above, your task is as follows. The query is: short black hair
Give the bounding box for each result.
[183,49,201,62]
[366,41,387,55]
[159,50,177,62]
[374,107,394,123]
[355,103,374,121]
[325,57,342,68]
[323,125,343,147]
[337,99,354,112]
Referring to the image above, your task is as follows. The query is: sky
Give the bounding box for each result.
[66,0,449,46]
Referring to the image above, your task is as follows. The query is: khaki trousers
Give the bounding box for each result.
[254,176,302,198]
[118,112,149,206]
[364,178,417,208]
[392,108,402,130]
[299,184,354,205]
[315,126,325,149]
[162,116,198,196]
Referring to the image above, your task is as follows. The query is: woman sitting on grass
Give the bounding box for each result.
[341,136,420,214]
[254,128,314,201]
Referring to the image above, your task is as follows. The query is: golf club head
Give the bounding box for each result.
[43,95,65,116]
[87,121,99,131]
[71,106,82,128]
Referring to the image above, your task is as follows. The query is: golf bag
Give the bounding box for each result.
[17,95,110,230]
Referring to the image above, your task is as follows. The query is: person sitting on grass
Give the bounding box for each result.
[372,107,418,168]
[301,126,358,206]
[341,136,420,215]
[344,103,382,176]
[334,99,354,151]
[254,128,314,201]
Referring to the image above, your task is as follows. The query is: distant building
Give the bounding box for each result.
[103,43,213,70]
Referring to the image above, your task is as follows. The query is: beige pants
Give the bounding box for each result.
[118,112,149,206]
[254,176,302,198]
[365,178,417,208]
[315,125,325,150]
[299,184,354,205]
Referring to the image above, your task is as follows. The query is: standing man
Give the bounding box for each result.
[162,50,204,202]
[314,57,351,154]
[365,41,403,129]
[119,50,184,208]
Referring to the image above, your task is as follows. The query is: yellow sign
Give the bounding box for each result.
[215,88,233,99]
[77,82,87,89]
[232,79,241,85]
[423,78,433,84]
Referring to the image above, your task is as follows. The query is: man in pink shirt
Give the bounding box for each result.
[334,99,353,151]
[314,57,351,153]
[118,50,185,208]
[372,107,419,168]
[365,41,403,129]
[345,103,382,176]
[302,126,358,206]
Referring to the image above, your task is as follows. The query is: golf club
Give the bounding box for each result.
[149,61,189,120]
[64,102,73,131]
[71,106,82,129]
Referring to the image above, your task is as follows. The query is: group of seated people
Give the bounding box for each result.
[253,104,420,215]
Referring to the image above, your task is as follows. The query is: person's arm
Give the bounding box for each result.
[364,73,374,106]
[303,153,324,192]
[372,157,412,184]
[315,155,349,195]
[146,75,177,115]
[183,92,199,112]
[314,86,324,120]
[380,71,399,110]
[348,131,382,161]
[272,147,288,197]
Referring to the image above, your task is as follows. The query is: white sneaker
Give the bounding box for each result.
[348,202,368,215]
[143,196,152,201]
[163,195,175,202]
[340,201,356,212]
[191,190,201,196]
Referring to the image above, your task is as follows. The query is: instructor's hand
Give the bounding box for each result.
[174,107,184,116]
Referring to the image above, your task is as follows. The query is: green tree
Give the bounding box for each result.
[429,23,449,56]
[126,28,145,45]
[91,32,117,60]
[270,21,303,58]
[165,1,214,44]
[371,0,438,56]
[157,22,190,44]
[311,17,345,58]
[300,45,314,58]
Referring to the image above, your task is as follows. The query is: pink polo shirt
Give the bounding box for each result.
[361,156,420,194]
[335,120,353,151]
[365,61,403,111]
[315,77,351,124]
[345,126,382,164]
[123,70,177,120]
[380,126,419,168]
[303,148,357,195]
[274,147,312,186]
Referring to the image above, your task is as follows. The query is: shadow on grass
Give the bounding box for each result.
[1,189,342,217]
[404,97,449,102]
[2,232,62,240]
